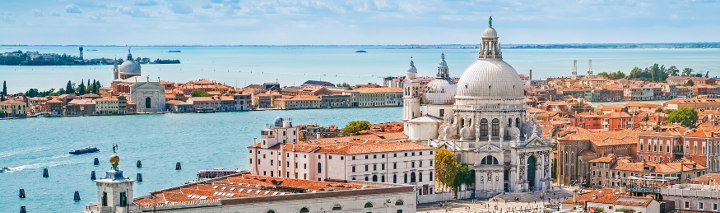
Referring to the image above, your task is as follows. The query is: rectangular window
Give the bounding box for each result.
[365,165,369,171]
[352,166,356,172]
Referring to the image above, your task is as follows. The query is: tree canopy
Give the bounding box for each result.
[665,107,698,128]
[597,70,626,80]
[342,120,371,135]
[434,148,458,191]
[191,90,212,97]
[453,163,473,191]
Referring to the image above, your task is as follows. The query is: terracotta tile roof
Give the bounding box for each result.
[68,98,95,105]
[133,173,378,206]
[561,188,621,205]
[625,102,661,108]
[277,141,431,155]
[350,87,403,93]
[690,173,720,185]
[0,99,25,104]
[560,130,640,147]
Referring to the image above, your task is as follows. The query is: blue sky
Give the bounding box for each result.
[1,0,719,45]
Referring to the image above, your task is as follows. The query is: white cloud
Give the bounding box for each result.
[65,4,82,14]
[170,3,193,14]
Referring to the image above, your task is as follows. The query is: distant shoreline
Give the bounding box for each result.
[2,42,720,49]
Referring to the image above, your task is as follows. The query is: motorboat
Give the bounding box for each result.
[69,147,100,155]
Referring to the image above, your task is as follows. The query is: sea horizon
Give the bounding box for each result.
[2,42,720,49]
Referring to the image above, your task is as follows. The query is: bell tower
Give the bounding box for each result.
[402,57,421,134]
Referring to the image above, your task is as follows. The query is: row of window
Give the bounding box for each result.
[684,201,718,211]
[265,200,405,213]
[351,171,433,184]
[351,160,432,172]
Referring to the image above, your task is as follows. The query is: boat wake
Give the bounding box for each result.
[6,158,84,173]
[0,146,48,158]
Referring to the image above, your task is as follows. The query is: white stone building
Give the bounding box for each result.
[403,17,553,197]
[85,155,416,213]
[661,183,720,212]
[248,118,438,202]
[109,49,165,113]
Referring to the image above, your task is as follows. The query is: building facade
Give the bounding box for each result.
[248,118,437,202]
[404,19,553,197]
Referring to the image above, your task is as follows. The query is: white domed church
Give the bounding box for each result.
[403,17,552,197]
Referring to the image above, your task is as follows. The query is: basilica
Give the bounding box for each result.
[110,49,165,113]
[402,17,553,197]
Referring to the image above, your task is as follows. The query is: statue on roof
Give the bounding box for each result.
[489,16,493,27]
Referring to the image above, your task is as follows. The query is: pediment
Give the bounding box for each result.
[476,143,503,152]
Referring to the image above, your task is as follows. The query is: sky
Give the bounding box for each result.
[1,0,719,45]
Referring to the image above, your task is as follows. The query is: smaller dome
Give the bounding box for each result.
[438,53,447,67]
[273,117,284,127]
[406,60,417,74]
[422,78,457,105]
[482,26,497,38]
[118,60,141,74]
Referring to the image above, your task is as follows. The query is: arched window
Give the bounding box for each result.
[508,118,512,127]
[481,155,499,165]
[395,200,404,206]
[267,210,276,213]
[460,118,465,128]
[410,172,416,183]
[300,207,309,213]
[480,119,488,136]
[516,118,520,128]
[492,119,500,136]
[145,97,151,108]
[364,202,374,208]
[372,175,378,182]
[404,173,408,183]
[365,176,369,181]
[332,204,342,211]
[393,174,397,183]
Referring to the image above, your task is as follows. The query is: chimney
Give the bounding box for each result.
[573,190,578,203]
[253,137,257,145]
[601,151,605,157]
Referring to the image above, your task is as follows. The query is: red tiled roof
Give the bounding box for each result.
[134,173,377,206]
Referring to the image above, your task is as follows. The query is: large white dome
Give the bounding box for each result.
[455,59,523,98]
[119,60,141,74]
[422,78,456,105]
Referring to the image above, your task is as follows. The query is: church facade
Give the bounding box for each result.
[403,18,553,197]
[110,49,165,113]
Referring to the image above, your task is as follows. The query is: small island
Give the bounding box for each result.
[0,48,180,66]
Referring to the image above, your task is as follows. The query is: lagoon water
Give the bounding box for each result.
[1,46,720,212]
[0,107,401,213]
[1,45,720,93]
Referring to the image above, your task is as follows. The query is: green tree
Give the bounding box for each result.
[685,80,695,86]
[453,163,473,192]
[682,68,694,76]
[65,80,75,94]
[667,66,680,76]
[25,88,39,97]
[191,90,211,97]
[342,120,371,135]
[1,80,6,101]
[434,148,458,192]
[666,107,698,128]
[77,80,86,95]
